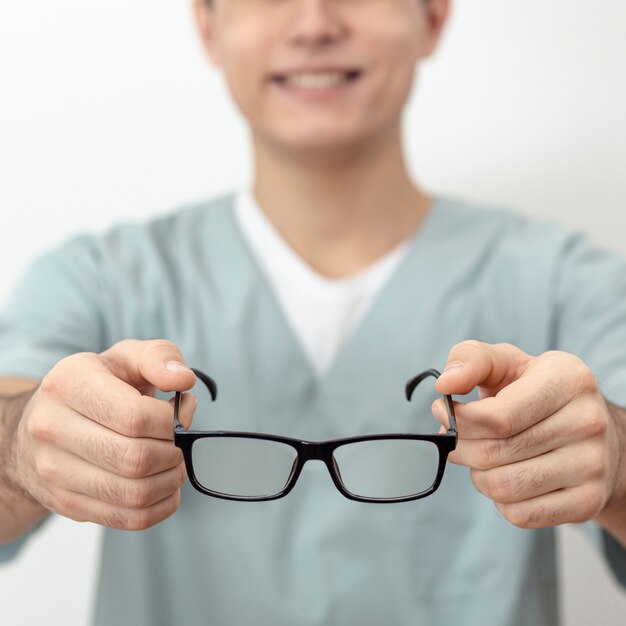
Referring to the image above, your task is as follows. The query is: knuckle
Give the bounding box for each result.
[57,490,80,513]
[462,339,482,349]
[576,362,599,394]
[39,368,63,396]
[125,492,179,531]
[494,341,518,354]
[36,456,59,483]
[496,341,519,350]
[486,470,513,502]
[505,505,538,529]
[65,508,89,523]
[26,411,55,443]
[125,479,153,508]
[41,353,97,397]
[544,350,573,365]
[492,407,516,438]
[476,440,502,469]
[122,439,152,478]
[584,407,608,438]
[450,339,481,357]
[125,508,153,531]
[588,445,607,481]
[127,401,148,438]
[150,338,177,350]
[469,468,481,489]
[147,339,179,358]
[164,490,181,520]
[111,338,140,353]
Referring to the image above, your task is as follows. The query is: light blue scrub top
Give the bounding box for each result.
[1,193,625,625]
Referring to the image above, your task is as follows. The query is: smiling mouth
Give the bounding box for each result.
[271,69,362,89]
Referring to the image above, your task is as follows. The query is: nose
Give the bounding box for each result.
[286,0,347,48]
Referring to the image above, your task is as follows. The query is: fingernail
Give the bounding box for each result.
[165,360,192,372]
[192,397,198,412]
[438,425,446,434]
[441,361,463,377]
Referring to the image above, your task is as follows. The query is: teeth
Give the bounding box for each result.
[284,72,349,88]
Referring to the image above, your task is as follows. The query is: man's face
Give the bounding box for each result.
[195,0,447,156]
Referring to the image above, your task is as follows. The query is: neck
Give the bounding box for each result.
[251,123,431,279]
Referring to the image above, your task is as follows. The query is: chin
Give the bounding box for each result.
[260,121,383,161]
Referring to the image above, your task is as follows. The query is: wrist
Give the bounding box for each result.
[0,389,49,544]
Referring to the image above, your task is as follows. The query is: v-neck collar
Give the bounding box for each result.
[234,189,416,303]
[225,192,446,386]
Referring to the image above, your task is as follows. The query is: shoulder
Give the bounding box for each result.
[41,192,237,267]
[433,194,583,269]
[100,191,236,253]
[435,194,572,243]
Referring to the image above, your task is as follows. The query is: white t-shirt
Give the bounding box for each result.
[234,189,414,377]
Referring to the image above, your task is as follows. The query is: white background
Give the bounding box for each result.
[1,0,626,624]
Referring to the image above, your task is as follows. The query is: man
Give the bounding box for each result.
[0,0,625,624]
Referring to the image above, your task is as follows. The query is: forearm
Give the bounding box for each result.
[0,389,49,544]
[594,401,626,548]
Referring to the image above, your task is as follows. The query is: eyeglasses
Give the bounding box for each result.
[173,368,457,503]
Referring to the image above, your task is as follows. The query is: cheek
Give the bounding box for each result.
[215,18,274,112]
[356,12,423,100]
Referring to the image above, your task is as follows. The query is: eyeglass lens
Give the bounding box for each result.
[332,439,440,499]
[192,437,298,498]
[191,437,440,500]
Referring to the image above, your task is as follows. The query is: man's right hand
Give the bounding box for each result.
[4,339,197,533]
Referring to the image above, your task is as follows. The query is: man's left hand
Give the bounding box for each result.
[432,340,626,543]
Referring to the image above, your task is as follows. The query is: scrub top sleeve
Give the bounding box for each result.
[0,235,111,380]
[0,235,110,562]
[551,230,626,589]
[0,536,29,563]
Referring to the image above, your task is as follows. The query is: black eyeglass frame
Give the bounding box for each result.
[173,368,457,503]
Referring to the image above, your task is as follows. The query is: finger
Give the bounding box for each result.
[45,357,197,439]
[35,409,185,478]
[494,483,604,529]
[55,486,182,531]
[469,442,603,504]
[433,348,595,439]
[444,402,602,468]
[434,340,532,396]
[432,370,576,440]
[100,338,196,394]
[43,448,185,509]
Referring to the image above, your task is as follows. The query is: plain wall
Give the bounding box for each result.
[1,0,625,624]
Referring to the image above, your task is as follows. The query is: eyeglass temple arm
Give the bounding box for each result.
[405,368,457,436]
[173,367,218,432]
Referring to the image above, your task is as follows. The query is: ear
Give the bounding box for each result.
[193,0,222,67]
[420,0,451,58]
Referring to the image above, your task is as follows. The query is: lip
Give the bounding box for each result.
[269,67,363,101]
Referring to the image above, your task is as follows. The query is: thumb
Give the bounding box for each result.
[434,340,533,397]
[99,338,196,394]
